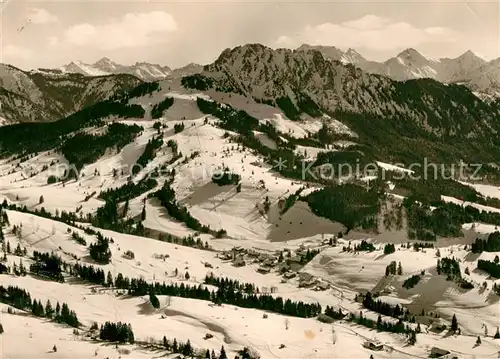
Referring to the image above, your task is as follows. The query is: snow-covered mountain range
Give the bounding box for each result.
[59,58,202,81]
[297,45,498,94]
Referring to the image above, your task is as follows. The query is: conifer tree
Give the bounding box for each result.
[150,292,160,309]
[106,271,114,287]
[220,345,228,359]
[451,314,458,332]
[45,300,54,318]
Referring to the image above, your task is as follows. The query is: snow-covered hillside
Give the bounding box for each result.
[0,78,499,359]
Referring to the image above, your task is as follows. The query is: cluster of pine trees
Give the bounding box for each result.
[29,251,65,282]
[324,306,346,320]
[471,232,500,253]
[350,311,416,336]
[0,285,79,327]
[437,257,461,280]
[174,122,185,133]
[299,248,320,264]
[0,199,86,226]
[132,136,164,175]
[384,243,396,254]
[205,274,257,294]
[477,259,500,278]
[151,97,174,119]
[0,98,145,156]
[158,233,212,251]
[211,169,241,186]
[361,292,412,321]
[99,321,135,343]
[151,180,226,238]
[70,231,87,245]
[307,184,380,232]
[69,260,321,318]
[71,262,111,286]
[385,261,403,276]
[181,74,214,91]
[203,274,321,317]
[354,240,376,252]
[118,81,160,100]
[405,197,500,240]
[89,233,112,264]
[402,274,422,290]
[100,177,158,204]
[412,242,434,251]
[62,122,143,172]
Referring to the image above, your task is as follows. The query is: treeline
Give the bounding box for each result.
[0,285,79,328]
[29,251,64,282]
[0,199,86,225]
[204,274,257,294]
[99,177,158,203]
[361,292,412,321]
[211,169,241,186]
[62,122,142,172]
[404,197,500,241]
[280,187,304,215]
[0,99,145,156]
[158,232,213,251]
[181,74,213,91]
[133,136,164,175]
[349,311,416,336]
[151,97,174,119]
[348,239,375,252]
[120,81,160,100]
[412,242,434,251]
[471,232,500,253]
[70,262,321,318]
[151,180,226,238]
[477,259,500,278]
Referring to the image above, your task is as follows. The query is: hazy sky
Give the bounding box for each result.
[1,0,499,70]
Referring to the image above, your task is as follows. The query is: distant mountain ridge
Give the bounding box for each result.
[59,58,203,81]
[296,45,497,95]
[185,43,500,164]
[0,63,141,124]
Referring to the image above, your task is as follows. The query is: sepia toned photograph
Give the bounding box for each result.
[0,0,500,358]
